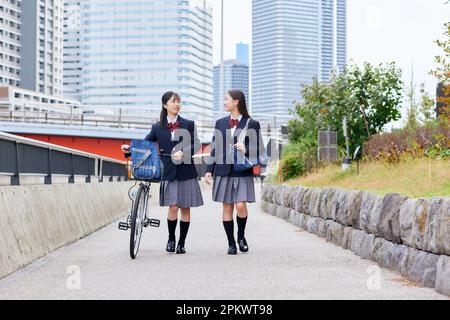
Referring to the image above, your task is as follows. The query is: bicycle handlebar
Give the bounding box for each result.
[159,151,195,159]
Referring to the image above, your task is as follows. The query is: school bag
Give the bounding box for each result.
[130,139,162,181]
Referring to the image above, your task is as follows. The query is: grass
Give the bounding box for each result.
[280,159,450,198]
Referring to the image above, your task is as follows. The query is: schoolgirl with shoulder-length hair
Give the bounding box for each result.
[122,91,203,254]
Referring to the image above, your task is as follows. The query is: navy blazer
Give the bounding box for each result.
[144,116,201,181]
[206,116,264,177]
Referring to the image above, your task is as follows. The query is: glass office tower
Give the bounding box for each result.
[64,0,213,118]
[63,0,82,101]
[213,43,249,116]
[213,60,249,116]
[252,0,347,116]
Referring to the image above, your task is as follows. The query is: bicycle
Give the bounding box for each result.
[117,152,172,259]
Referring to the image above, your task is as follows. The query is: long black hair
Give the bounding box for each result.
[160,91,181,127]
[227,90,251,118]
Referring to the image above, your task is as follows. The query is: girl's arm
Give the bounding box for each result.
[145,123,158,142]
[205,120,220,175]
[173,121,200,162]
[247,119,265,162]
[190,121,201,157]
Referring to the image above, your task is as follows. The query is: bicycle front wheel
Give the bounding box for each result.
[129,184,148,259]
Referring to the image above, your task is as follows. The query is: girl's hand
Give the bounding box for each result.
[121,144,130,153]
[234,143,246,154]
[205,172,213,185]
[172,150,184,161]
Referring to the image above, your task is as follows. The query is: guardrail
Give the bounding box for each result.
[0,131,127,186]
[0,109,290,141]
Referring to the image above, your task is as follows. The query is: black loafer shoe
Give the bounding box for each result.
[176,243,186,254]
[227,243,237,255]
[166,239,176,253]
[238,238,249,253]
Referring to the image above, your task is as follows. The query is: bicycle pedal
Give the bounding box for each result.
[118,222,129,231]
[148,219,160,228]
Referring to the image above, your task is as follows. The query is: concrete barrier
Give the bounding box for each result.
[261,184,450,296]
[0,182,137,279]
[0,179,213,280]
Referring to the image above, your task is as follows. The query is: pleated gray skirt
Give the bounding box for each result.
[212,176,256,204]
[160,178,204,208]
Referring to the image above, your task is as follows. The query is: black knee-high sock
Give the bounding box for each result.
[178,221,190,246]
[237,216,248,240]
[223,220,235,246]
[168,219,178,241]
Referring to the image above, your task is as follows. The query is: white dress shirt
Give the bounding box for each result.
[167,115,179,141]
[230,114,243,137]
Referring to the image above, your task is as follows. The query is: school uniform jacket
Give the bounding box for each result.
[145,116,201,181]
[206,116,264,177]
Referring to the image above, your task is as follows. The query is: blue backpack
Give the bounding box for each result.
[130,139,162,181]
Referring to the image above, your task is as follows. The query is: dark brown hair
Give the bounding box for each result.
[227,90,250,118]
[160,91,181,127]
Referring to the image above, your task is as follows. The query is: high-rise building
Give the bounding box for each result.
[213,43,249,115]
[336,0,347,75]
[21,0,64,96]
[63,0,81,101]
[213,60,249,115]
[252,0,347,116]
[236,43,249,66]
[320,0,346,81]
[64,0,213,118]
[0,0,22,88]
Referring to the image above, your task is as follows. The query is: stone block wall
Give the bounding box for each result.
[261,184,450,296]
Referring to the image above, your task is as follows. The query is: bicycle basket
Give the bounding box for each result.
[130,139,162,181]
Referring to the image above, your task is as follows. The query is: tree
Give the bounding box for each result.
[346,62,403,141]
[430,21,450,120]
[419,83,436,125]
[287,77,329,145]
[323,62,403,153]
[405,82,420,130]
[288,62,403,155]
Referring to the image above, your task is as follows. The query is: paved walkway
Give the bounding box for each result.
[0,185,447,300]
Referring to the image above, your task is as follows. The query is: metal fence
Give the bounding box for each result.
[0,132,127,186]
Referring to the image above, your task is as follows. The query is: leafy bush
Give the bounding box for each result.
[279,142,318,181]
[280,154,306,181]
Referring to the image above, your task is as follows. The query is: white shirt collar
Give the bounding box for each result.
[167,115,179,124]
[230,114,243,121]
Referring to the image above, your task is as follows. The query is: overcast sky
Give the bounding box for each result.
[211,0,449,123]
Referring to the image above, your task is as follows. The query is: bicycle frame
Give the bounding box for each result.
[118,180,160,231]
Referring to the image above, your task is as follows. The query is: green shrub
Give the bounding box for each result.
[280,154,306,181]
[280,142,318,181]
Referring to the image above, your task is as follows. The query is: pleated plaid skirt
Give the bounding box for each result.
[212,176,256,204]
[160,178,204,209]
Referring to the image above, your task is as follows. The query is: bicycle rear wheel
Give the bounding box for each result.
[129,184,148,259]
